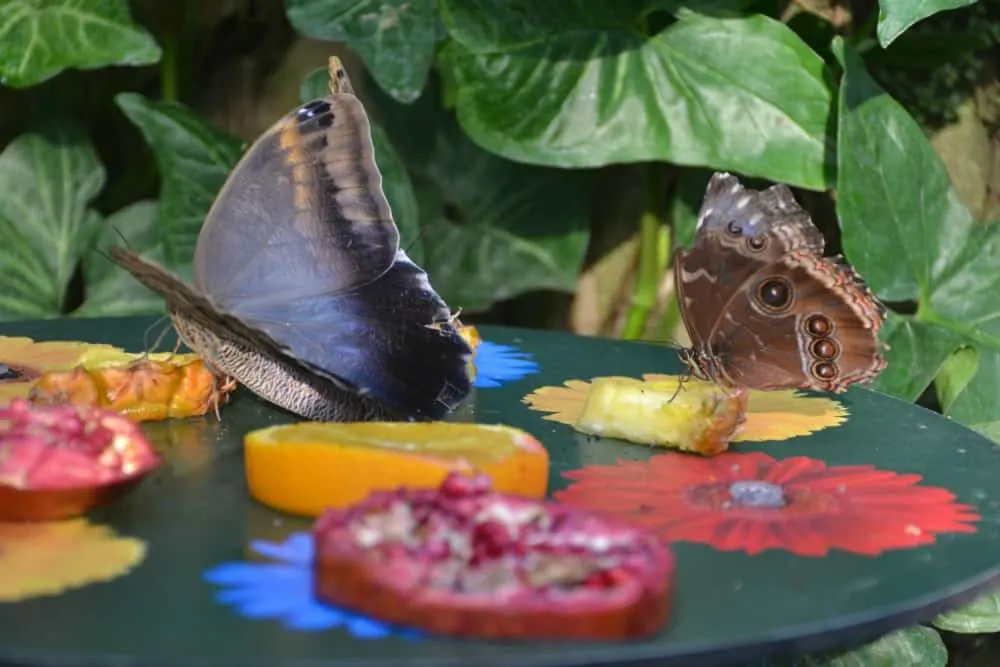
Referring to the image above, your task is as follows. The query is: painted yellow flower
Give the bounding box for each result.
[523,373,846,443]
[0,519,146,602]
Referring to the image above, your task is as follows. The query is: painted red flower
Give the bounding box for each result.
[554,452,979,557]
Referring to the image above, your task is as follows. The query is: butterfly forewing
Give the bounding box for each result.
[193,94,399,308]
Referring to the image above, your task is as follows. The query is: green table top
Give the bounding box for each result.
[1,316,998,667]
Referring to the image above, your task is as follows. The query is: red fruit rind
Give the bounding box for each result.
[314,472,675,640]
[28,358,236,423]
[0,398,161,521]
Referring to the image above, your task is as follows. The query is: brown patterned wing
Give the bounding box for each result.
[704,251,887,393]
[675,172,826,350]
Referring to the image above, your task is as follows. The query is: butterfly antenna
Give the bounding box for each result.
[404,228,428,256]
[141,316,172,357]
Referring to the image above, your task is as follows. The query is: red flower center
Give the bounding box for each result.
[687,480,788,510]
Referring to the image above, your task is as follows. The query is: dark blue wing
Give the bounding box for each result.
[228,249,473,419]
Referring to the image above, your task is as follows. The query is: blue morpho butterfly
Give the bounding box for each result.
[110,58,472,422]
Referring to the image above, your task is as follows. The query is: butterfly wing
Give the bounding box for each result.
[112,60,471,420]
[193,93,399,307]
[231,248,472,419]
[675,172,825,349]
[705,252,887,392]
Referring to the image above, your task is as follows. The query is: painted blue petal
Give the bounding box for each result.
[204,530,428,640]
[203,563,268,584]
[472,341,540,388]
[345,616,393,639]
[285,606,346,631]
[205,563,304,586]
[250,533,314,564]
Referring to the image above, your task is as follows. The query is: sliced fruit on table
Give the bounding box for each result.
[574,376,747,455]
[313,472,675,640]
[29,354,235,423]
[245,421,550,517]
[0,398,162,521]
[0,337,125,402]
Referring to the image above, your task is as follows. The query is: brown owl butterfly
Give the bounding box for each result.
[673,172,887,393]
[108,58,471,422]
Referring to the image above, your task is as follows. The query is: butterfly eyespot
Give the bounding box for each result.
[726,220,743,235]
[755,277,793,311]
[804,314,832,336]
[811,361,838,381]
[746,235,767,251]
[295,100,334,127]
[810,338,839,360]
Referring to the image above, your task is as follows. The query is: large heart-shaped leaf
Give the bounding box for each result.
[0,120,105,320]
[934,589,1000,634]
[439,2,834,190]
[75,200,165,318]
[116,93,244,268]
[0,0,161,87]
[834,38,1000,426]
[372,81,592,312]
[285,0,438,103]
[798,626,947,666]
[876,0,979,48]
[299,67,424,264]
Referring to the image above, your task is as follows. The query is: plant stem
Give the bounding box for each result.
[160,23,179,102]
[622,167,668,340]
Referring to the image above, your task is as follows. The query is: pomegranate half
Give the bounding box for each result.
[0,398,161,521]
[313,472,675,640]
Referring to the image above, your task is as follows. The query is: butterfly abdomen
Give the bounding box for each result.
[169,309,397,421]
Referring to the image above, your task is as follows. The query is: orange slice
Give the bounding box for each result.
[244,422,550,517]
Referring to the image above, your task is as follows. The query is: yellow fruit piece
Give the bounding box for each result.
[457,323,482,381]
[29,357,235,423]
[245,421,550,517]
[574,377,747,455]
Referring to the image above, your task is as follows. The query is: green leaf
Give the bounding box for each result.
[835,40,975,302]
[299,68,424,264]
[670,167,715,250]
[0,0,161,88]
[439,0,755,53]
[870,315,964,401]
[834,38,1000,426]
[971,421,1000,443]
[116,93,244,268]
[876,0,979,48]
[0,120,105,320]
[439,6,834,189]
[934,589,1000,633]
[285,0,437,103]
[800,626,947,666]
[75,200,166,318]
[935,345,979,413]
[373,82,593,312]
